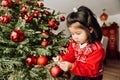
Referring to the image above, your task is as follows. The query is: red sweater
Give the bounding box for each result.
[61,40,106,77]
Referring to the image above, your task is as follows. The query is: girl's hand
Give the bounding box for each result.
[58,61,73,72]
[52,55,62,62]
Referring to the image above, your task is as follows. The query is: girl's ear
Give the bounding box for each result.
[89,27,94,33]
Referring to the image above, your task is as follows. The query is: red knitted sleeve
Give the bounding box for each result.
[61,41,75,63]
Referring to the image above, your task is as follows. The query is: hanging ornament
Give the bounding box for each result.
[50,65,63,78]
[45,10,50,15]
[53,21,60,30]
[53,25,58,30]
[55,21,60,26]
[24,14,33,23]
[41,31,48,37]
[37,2,44,7]
[41,39,48,47]
[37,56,48,66]
[48,20,56,27]
[32,11,40,18]
[49,31,54,35]
[26,55,37,67]
[0,15,11,24]
[10,30,25,42]
[21,6,28,13]
[60,16,65,21]
[100,9,108,22]
[1,0,12,7]
[47,39,52,45]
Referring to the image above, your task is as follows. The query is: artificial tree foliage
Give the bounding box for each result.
[0,0,70,80]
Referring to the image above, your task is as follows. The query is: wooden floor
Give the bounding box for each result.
[103,59,120,80]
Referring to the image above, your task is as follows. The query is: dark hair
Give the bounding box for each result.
[66,6,102,43]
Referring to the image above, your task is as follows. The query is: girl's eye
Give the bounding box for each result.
[70,31,81,35]
[71,33,81,35]
[76,32,81,35]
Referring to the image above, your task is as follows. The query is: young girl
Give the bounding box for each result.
[53,6,106,80]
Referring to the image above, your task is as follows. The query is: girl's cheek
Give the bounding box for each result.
[72,35,76,39]
[72,34,81,39]
[77,35,81,38]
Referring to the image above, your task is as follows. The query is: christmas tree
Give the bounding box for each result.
[0,0,70,80]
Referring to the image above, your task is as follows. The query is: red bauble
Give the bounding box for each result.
[33,11,40,18]
[0,15,11,24]
[1,0,12,7]
[41,31,48,37]
[41,39,48,47]
[60,16,65,21]
[53,21,59,30]
[24,14,33,23]
[48,39,52,45]
[10,30,25,42]
[45,10,50,15]
[26,55,37,67]
[55,21,60,26]
[21,6,28,13]
[48,20,55,27]
[49,32,54,35]
[53,25,58,30]
[37,2,44,7]
[37,56,48,66]
[50,65,63,78]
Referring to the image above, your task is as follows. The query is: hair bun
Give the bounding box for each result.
[73,7,78,13]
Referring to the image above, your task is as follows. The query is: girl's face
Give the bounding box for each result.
[68,22,88,44]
